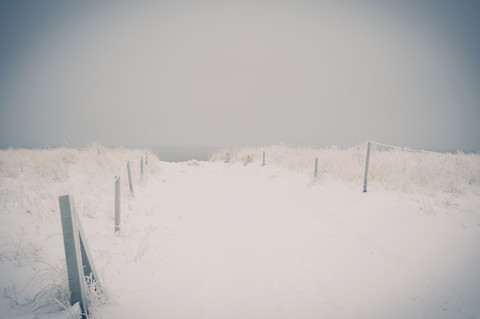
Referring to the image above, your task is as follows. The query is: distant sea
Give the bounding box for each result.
[151,147,220,162]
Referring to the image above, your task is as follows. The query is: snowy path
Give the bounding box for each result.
[94,162,480,319]
[1,148,480,319]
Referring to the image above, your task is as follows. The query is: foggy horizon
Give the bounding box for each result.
[1,1,480,151]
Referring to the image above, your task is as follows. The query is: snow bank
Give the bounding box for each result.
[210,142,480,194]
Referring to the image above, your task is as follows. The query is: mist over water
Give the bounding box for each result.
[152,146,219,162]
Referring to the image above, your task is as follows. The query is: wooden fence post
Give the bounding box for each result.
[127,161,134,197]
[115,176,120,232]
[363,141,372,192]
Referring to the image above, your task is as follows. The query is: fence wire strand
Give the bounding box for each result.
[22,154,147,206]
[371,141,444,155]
[75,156,144,200]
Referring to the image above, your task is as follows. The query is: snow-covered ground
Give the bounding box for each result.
[1,144,480,318]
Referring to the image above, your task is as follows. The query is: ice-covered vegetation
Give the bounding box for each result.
[0,143,155,221]
[1,143,479,318]
[211,142,480,195]
[0,144,154,318]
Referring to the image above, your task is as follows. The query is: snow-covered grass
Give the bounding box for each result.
[0,144,154,318]
[211,142,480,195]
[1,143,479,318]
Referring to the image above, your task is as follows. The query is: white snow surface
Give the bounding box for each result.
[1,144,480,319]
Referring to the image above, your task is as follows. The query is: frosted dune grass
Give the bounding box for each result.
[0,144,153,317]
[0,144,155,221]
[211,143,480,195]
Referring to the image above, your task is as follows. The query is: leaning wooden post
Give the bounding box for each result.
[314,157,318,178]
[115,176,121,232]
[127,161,134,197]
[262,151,266,166]
[363,141,372,192]
[59,195,88,318]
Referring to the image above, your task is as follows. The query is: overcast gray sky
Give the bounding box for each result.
[1,0,479,150]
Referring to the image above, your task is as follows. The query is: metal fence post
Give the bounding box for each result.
[363,141,372,192]
[74,205,101,292]
[59,195,88,317]
[127,161,134,197]
[115,176,121,232]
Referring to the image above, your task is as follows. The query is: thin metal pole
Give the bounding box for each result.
[115,176,120,232]
[127,161,134,197]
[263,151,265,166]
[363,141,372,192]
[314,158,318,178]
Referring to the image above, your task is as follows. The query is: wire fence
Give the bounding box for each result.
[1,142,479,316]
[211,141,480,195]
